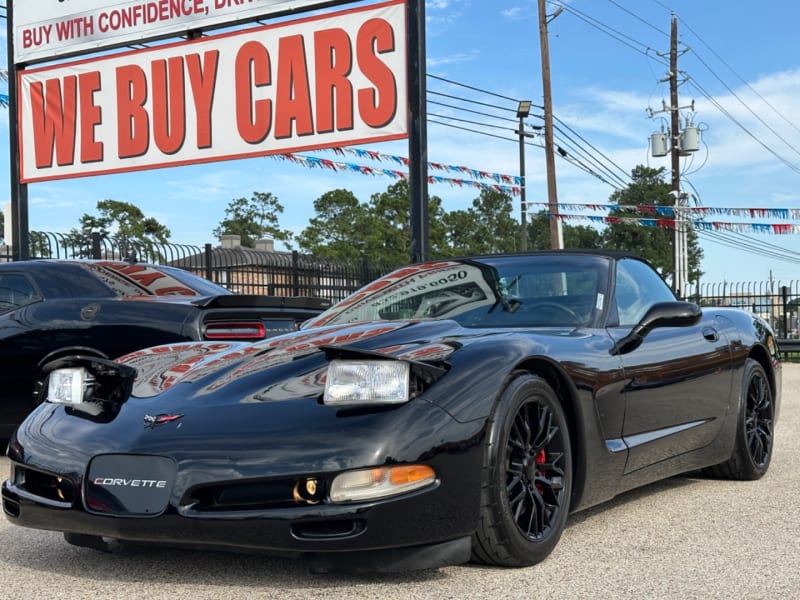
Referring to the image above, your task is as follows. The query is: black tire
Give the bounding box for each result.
[706,358,774,480]
[471,374,572,567]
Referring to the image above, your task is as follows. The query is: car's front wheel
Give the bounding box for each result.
[706,358,774,480]
[471,374,572,567]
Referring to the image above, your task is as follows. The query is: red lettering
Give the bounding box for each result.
[274,34,313,139]
[186,51,219,149]
[314,28,354,134]
[78,71,103,163]
[155,286,197,296]
[357,18,397,128]
[151,57,186,155]
[30,76,77,169]
[235,41,271,144]
[107,263,165,287]
[116,65,149,158]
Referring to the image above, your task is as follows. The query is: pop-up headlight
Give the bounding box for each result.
[48,367,95,406]
[42,356,136,420]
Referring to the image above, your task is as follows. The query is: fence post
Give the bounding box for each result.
[361,253,370,286]
[91,232,101,259]
[204,243,213,282]
[292,251,300,296]
[782,286,789,338]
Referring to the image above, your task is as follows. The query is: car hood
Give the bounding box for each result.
[117,319,469,400]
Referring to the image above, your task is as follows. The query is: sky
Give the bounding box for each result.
[3,0,800,289]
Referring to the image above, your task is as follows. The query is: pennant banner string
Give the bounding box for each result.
[543,213,800,234]
[308,146,523,186]
[272,153,521,196]
[529,202,800,220]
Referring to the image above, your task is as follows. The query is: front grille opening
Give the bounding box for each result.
[291,519,365,540]
[3,497,20,517]
[16,467,76,504]
[188,477,328,511]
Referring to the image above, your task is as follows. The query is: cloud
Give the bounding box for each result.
[427,50,480,67]
[501,8,525,20]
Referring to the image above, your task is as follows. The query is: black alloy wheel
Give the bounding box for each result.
[706,358,774,480]
[472,374,572,567]
[744,363,773,470]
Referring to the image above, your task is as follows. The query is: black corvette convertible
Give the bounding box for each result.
[0,259,329,436]
[3,251,780,572]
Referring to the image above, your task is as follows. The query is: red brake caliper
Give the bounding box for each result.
[535,449,546,494]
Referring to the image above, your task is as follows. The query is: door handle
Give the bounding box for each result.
[702,327,718,342]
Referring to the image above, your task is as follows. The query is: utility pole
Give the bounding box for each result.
[649,13,699,296]
[669,14,688,297]
[538,0,562,250]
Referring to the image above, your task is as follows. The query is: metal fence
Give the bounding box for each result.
[685,280,800,353]
[6,234,800,345]
[1,232,399,303]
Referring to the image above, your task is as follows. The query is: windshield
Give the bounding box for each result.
[304,254,610,329]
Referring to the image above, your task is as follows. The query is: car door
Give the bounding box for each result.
[606,258,734,474]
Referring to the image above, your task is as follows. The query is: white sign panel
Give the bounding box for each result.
[14,0,353,64]
[18,0,408,183]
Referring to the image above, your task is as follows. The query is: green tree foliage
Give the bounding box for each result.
[602,165,703,281]
[526,213,603,250]
[296,181,450,263]
[297,184,604,263]
[365,180,450,263]
[213,191,294,248]
[64,199,172,259]
[295,189,370,259]
[442,189,520,254]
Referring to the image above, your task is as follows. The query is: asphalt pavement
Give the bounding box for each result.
[0,364,797,599]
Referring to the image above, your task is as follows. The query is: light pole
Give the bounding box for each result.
[517,100,532,251]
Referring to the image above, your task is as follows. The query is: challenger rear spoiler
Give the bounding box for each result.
[193,295,333,310]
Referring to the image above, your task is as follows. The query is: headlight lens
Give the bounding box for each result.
[48,368,93,406]
[324,360,410,406]
[329,465,436,503]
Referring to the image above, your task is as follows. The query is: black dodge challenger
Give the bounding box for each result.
[0,259,329,436]
[2,251,780,572]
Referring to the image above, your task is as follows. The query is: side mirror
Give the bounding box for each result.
[610,301,702,356]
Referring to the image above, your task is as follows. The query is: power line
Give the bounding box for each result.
[426,73,532,105]
[687,78,800,176]
[557,2,666,62]
[552,115,632,184]
[426,76,630,190]
[682,46,800,161]
[428,118,545,148]
[427,111,532,136]
[426,98,530,130]
[676,15,800,140]
[427,89,518,115]
[697,229,800,265]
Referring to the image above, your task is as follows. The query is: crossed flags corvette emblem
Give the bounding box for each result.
[143,414,184,429]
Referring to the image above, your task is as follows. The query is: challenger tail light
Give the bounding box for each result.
[203,322,267,340]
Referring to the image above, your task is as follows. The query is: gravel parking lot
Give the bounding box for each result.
[1,364,797,600]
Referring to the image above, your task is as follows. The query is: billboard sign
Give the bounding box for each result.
[14,0,355,64]
[17,0,408,183]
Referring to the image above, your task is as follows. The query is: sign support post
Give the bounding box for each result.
[407,0,429,264]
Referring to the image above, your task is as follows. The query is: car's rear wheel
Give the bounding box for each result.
[471,374,572,567]
[706,358,774,480]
